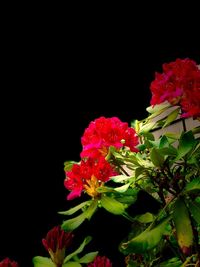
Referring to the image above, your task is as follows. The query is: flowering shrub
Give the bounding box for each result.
[2,58,200,266]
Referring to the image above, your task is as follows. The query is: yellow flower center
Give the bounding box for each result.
[84,175,103,198]
[98,146,108,157]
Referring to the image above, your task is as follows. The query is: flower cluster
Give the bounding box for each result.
[81,116,139,159]
[64,116,139,200]
[87,256,112,267]
[0,258,18,267]
[42,225,74,266]
[150,58,200,118]
[64,156,118,200]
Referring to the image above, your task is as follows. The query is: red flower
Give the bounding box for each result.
[42,225,74,266]
[64,157,118,200]
[87,255,112,267]
[150,58,200,118]
[81,117,139,158]
[0,258,18,267]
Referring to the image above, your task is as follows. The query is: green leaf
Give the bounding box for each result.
[165,132,180,140]
[176,131,196,160]
[192,126,200,135]
[58,200,92,215]
[111,175,131,183]
[78,251,98,263]
[146,102,171,114]
[32,256,55,267]
[62,262,82,267]
[61,211,87,231]
[143,131,155,141]
[137,143,146,151]
[162,108,180,128]
[159,135,169,148]
[120,217,170,254]
[135,212,155,223]
[154,257,182,267]
[150,147,165,167]
[64,236,92,263]
[183,177,200,193]
[139,121,157,134]
[64,161,78,171]
[101,195,125,215]
[135,167,145,178]
[173,198,193,251]
[114,183,130,193]
[96,186,114,193]
[85,199,98,220]
[189,200,200,224]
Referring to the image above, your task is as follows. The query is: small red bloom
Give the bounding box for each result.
[150,58,200,118]
[87,255,112,267]
[64,157,118,200]
[0,258,18,267]
[42,225,74,266]
[81,117,139,158]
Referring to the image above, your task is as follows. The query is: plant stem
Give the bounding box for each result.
[182,118,187,132]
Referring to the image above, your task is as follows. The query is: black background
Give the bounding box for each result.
[1,11,200,266]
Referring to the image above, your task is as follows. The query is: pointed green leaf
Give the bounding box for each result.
[139,121,157,134]
[62,262,82,267]
[114,183,130,193]
[96,186,114,193]
[32,256,55,267]
[146,102,171,114]
[64,236,92,263]
[150,147,165,167]
[154,257,182,267]
[173,198,193,251]
[61,211,87,231]
[159,135,169,148]
[85,199,98,220]
[189,200,200,224]
[101,195,125,215]
[165,132,180,140]
[78,251,98,263]
[135,212,155,223]
[120,217,170,254]
[192,126,200,135]
[58,200,92,215]
[159,146,177,156]
[111,175,131,183]
[176,131,196,160]
[162,108,180,128]
[183,177,200,193]
[137,143,146,151]
[135,167,145,178]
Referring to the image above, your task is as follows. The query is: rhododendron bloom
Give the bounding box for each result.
[42,225,74,266]
[81,116,139,158]
[87,255,112,267]
[0,258,18,267]
[64,156,118,200]
[150,58,200,118]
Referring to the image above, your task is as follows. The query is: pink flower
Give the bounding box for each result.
[150,58,200,118]
[87,255,112,267]
[64,157,118,200]
[42,225,74,266]
[81,117,139,158]
[0,258,18,267]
